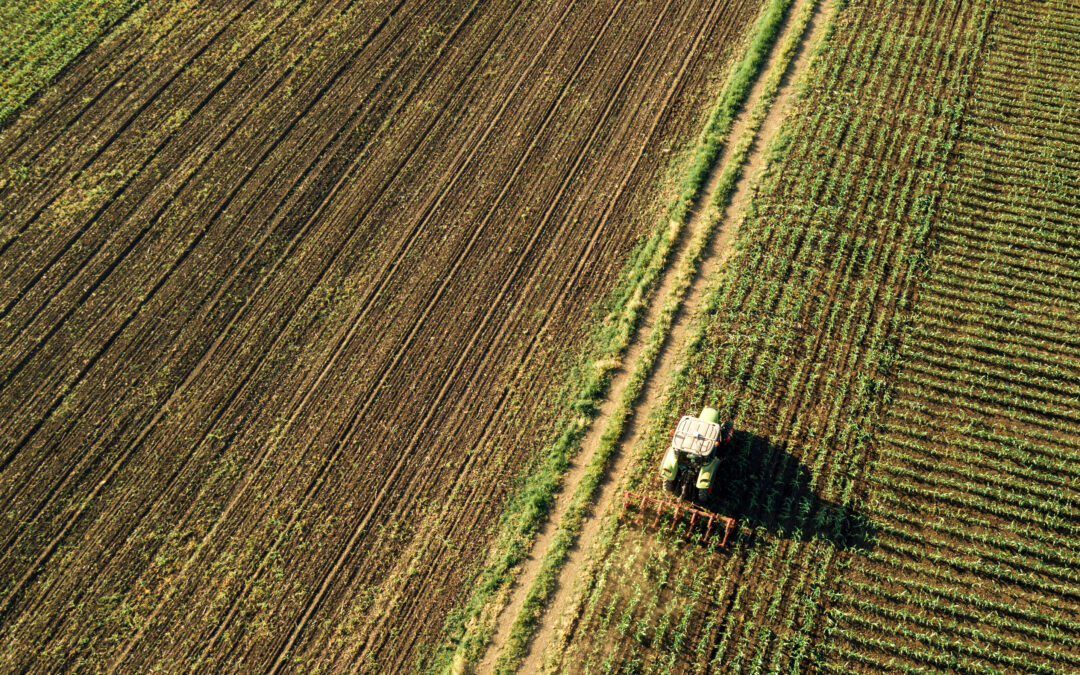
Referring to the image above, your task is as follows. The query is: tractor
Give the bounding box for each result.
[659,407,733,504]
[620,407,737,544]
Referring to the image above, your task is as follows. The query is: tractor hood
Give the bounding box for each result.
[671,415,721,457]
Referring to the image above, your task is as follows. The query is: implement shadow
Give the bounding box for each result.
[702,430,877,551]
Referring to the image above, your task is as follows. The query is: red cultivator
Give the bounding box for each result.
[621,490,736,546]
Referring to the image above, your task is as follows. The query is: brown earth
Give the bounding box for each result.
[0,0,765,670]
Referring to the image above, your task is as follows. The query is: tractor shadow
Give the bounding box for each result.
[702,430,877,551]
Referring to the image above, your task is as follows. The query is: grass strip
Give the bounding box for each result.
[429,0,802,671]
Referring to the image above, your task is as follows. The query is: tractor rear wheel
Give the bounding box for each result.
[663,479,676,494]
[697,486,711,506]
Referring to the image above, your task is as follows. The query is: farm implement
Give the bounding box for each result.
[620,491,736,545]
[620,407,737,545]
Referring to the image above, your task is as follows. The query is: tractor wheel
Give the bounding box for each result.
[697,486,711,506]
[663,479,676,494]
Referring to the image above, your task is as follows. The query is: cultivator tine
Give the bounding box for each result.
[720,517,735,547]
[704,513,715,540]
[687,511,698,538]
[670,500,682,531]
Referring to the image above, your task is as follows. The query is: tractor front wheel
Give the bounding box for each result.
[663,479,676,494]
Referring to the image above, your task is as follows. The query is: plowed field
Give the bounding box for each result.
[0,0,765,670]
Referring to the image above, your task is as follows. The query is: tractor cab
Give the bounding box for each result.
[671,415,722,460]
[660,407,733,503]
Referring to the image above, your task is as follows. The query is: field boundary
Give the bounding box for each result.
[529,0,838,669]
[428,0,816,671]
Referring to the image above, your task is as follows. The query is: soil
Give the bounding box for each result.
[0,0,763,670]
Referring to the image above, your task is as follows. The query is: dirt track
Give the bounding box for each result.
[0,0,763,670]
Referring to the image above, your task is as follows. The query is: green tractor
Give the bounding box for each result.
[660,407,734,504]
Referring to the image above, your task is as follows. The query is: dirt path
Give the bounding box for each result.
[477,0,833,670]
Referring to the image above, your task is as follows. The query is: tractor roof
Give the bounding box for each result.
[671,415,721,457]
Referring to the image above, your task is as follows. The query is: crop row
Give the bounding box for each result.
[824,0,1080,671]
